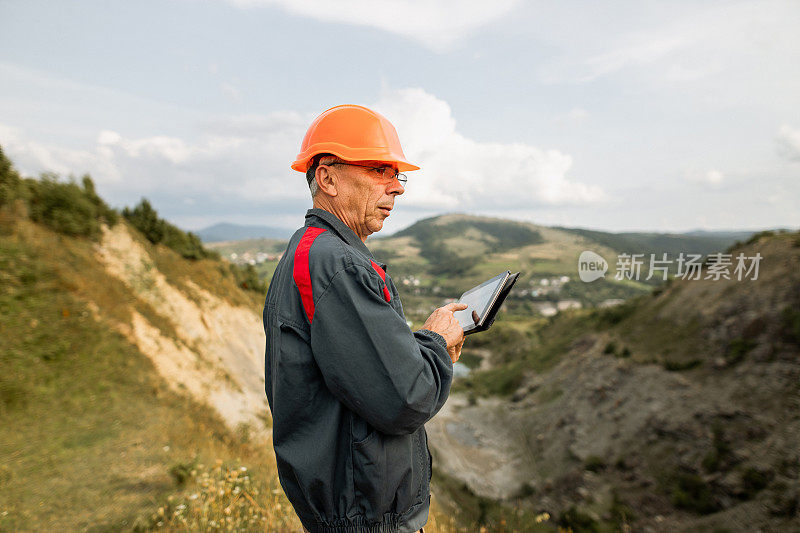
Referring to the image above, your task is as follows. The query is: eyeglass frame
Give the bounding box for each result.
[322,161,407,185]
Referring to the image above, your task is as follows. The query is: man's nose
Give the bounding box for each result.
[386,177,404,196]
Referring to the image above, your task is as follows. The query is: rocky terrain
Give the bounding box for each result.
[428,231,800,531]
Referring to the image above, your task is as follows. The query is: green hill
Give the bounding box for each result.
[369,213,751,323]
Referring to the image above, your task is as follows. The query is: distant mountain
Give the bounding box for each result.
[681,229,764,238]
[553,226,755,257]
[197,222,293,242]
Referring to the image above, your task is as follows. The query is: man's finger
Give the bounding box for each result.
[442,302,468,312]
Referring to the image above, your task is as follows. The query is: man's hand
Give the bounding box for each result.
[422,302,467,363]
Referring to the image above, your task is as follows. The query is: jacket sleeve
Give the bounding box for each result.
[310,264,453,435]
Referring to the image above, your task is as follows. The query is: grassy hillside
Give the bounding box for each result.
[0,213,297,530]
[0,146,300,530]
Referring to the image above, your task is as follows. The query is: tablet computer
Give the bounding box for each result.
[453,271,520,335]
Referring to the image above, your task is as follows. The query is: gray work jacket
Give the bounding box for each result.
[263,208,453,533]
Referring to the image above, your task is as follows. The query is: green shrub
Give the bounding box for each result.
[169,459,197,486]
[741,467,771,498]
[458,362,524,398]
[558,506,599,532]
[0,147,116,237]
[769,484,799,517]
[123,198,215,261]
[602,341,632,358]
[12,172,118,240]
[516,481,536,498]
[595,301,636,327]
[162,225,209,261]
[702,425,731,473]
[80,174,118,226]
[123,199,165,244]
[671,472,718,514]
[779,306,800,345]
[726,338,755,365]
[664,359,702,371]
[609,492,635,529]
[584,456,606,472]
[229,263,266,294]
[27,174,101,238]
[0,145,27,206]
[458,350,482,369]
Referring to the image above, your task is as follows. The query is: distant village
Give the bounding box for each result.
[226,251,623,315]
[227,251,283,264]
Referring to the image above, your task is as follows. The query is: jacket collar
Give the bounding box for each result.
[305,208,380,263]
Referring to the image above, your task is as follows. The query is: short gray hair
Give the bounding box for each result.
[306,154,340,198]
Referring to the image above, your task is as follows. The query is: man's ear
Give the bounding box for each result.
[316,165,338,197]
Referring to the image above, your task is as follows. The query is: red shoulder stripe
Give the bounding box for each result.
[370,260,392,303]
[293,227,326,323]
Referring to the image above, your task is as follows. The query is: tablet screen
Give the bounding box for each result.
[453,272,507,330]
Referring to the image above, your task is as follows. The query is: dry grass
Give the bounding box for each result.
[139,459,302,531]
[143,458,473,532]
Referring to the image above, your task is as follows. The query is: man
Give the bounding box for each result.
[263,104,466,533]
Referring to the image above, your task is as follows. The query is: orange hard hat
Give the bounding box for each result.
[291,104,420,173]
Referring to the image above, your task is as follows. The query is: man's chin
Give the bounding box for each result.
[367,220,385,235]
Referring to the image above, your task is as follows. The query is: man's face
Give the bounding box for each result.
[330,161,405,241]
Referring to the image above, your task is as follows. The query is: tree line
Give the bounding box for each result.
[0,145,264,293]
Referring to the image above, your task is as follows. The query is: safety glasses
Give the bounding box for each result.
[324,162,407,185]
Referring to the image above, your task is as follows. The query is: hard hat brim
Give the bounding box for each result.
[291,143,420,173]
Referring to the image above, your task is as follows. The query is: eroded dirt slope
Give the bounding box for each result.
[95,224,269,434]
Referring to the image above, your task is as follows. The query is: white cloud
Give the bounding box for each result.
[219,0,520,52]
[1,88,601,228]
[0,111,312,208]
[684,168,725,187]
[374,88,604,209]
[0,123,121,181]
[777,125,800,162]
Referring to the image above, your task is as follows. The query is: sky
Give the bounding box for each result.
[1,0,799,235]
